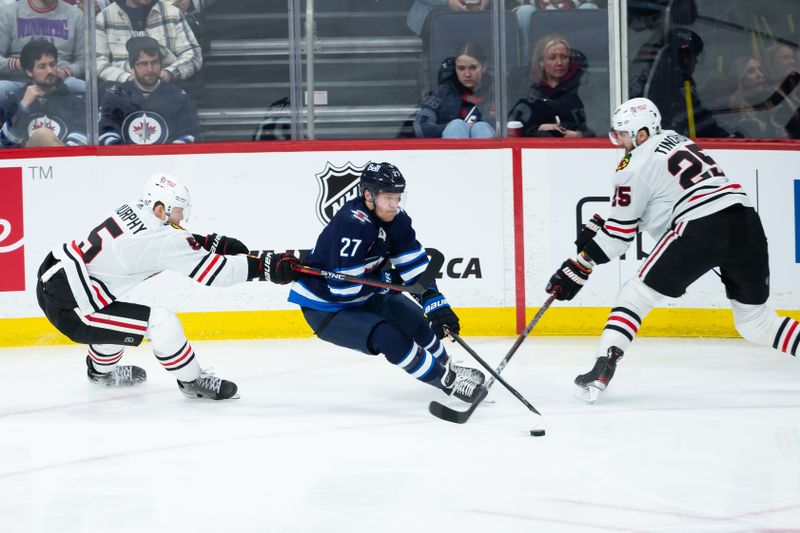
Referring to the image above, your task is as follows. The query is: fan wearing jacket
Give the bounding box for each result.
[508,33,591,137]
[414,42,496,139]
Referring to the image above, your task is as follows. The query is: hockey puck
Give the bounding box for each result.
[530,429,546,437]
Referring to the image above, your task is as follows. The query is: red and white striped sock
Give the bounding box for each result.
[773,317,800,357]
[154,341,201,382]
[88,344,124,373]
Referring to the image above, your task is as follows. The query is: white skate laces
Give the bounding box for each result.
[86,355,146,387]
[452,363,486,385]
[441,359,484,402]
[113,366,133,385]
[178,368,239,400]
[195,368,222,394]
[452,376,480,399]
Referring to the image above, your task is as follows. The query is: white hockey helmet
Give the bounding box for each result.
[141,173,191,223]
[609,97,662,147]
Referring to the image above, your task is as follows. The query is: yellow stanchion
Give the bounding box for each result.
[684,79,696,138]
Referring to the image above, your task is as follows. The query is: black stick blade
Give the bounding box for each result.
[428,387,489,424]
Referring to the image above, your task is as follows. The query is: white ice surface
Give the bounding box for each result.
[1,337,799,533]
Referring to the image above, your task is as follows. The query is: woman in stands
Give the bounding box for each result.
[508,33,590,137]
[413,42,496,139]
[726,57,785,138]
[761,43,800,138]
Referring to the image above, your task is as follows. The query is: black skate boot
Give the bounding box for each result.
[177,369,239,400]
[441,362,486,403]
[574,346,623,403]
[86,355,147,386]
[452,363,486,385]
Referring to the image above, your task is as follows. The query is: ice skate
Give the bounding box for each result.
[451,362,486,385]
[86,355,147,387]
[177,369,239,400]
[441,361,486,403]
[574,347,623,403]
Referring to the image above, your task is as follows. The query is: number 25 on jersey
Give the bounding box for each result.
[612,185,632,207]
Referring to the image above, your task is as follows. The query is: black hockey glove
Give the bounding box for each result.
[193,233,249,255]
[262,251,300,284]
[422,289,460,339]
[546,258,592,301]
[575,214,605,251]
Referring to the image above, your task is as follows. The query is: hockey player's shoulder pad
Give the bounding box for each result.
[616,153,631,172]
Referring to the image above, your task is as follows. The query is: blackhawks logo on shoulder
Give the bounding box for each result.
[314,161,368,225]
[616,153,631,171]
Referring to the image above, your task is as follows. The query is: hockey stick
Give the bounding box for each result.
[290,263,434,296]
[711,71,800,114]
[449,331,541,415]
[429,294,556,424]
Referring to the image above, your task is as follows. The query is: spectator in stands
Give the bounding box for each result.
[628,0,698,99]
[508,33,589,137]
[96,0,202,84]
[0,39,86,146]
[97,0,213,13]
[414,42,496,139]
[724,57,783,138]
[0,0,86,97]
[644,27,729,138]
[762,42,800,138]
[99,36,197,145]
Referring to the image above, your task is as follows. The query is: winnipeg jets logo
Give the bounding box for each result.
[314,161,368,225]
[377,228,386,241]
[123,111,169,144]
[27,114,66,140]
[351,209,370,223]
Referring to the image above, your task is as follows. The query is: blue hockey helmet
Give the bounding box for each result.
[359,162,406,199]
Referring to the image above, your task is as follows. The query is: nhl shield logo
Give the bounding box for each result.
[27,114,67,141]
[315,161,367,225]
[123,111,169,144]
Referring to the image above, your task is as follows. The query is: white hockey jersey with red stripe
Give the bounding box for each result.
[590,130,751,262]
[51,201,248,315]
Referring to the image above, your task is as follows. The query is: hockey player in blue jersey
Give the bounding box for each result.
[284,162,486,402]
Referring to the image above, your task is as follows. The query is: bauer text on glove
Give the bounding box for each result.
[422,290,460,338]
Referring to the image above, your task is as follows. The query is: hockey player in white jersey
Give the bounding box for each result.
[545,97,800,402]
[35,173,296,400]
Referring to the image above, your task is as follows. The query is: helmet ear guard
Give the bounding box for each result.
[141,173,192,223]
[609,97,662,147]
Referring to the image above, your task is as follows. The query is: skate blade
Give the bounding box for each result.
[574,384,602,404]
[180,391,241,400]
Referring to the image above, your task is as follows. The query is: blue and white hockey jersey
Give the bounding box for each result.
[288,198,430,312]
